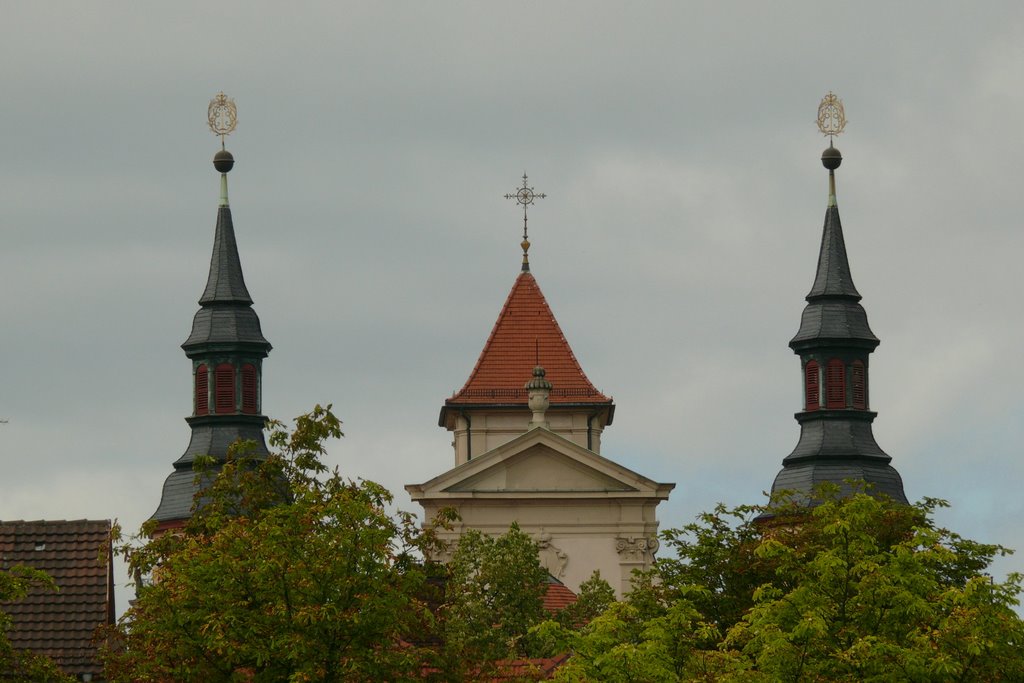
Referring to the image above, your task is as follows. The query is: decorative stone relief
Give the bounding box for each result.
[537,529,569,578]
[615,535,659,562]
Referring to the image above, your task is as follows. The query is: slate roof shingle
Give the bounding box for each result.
[0,520,114,679]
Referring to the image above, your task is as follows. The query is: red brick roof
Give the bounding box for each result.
[543,579,578,613]
[0,520,114,679]
[448,271,610,406]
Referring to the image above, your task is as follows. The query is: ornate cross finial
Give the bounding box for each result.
[817,91,847,145]
[505,172,546,271]
[208,91,238,150]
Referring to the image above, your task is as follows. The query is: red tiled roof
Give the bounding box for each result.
[448,271,610,405]
[0,520,114,678]
[542,580,578,613]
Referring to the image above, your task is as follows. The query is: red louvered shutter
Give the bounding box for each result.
[804,360,819,411]
[215,363,235,414]
[851,360,865,409]
[241,364,257,414]
[826,359,845,409]
[195,364,209,416]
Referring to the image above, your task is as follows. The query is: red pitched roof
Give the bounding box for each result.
[543,579,578,613]
[0,520,114,679]
[448,271,610,406]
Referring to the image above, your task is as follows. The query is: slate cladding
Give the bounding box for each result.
[152,163,272,528]
[0,520,114,679]
[442,270,611,417]
[766,153,908,506]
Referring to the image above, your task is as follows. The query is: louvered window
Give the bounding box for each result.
[826,359,845,409]
[851,360,866,409]
[242,364,258,414]
[215,363,235,414]
[804,360,820,411]
[195,364,209,416]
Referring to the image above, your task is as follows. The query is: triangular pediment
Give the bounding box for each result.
[447,444,636,493]
[408,427,672,500]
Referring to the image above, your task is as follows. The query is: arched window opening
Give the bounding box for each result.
[826,359,845,409]
[241,364,258,414]
[804,360,820,411]
[195,364,209,416]
[851,360,866,409]
[215,363,235,414]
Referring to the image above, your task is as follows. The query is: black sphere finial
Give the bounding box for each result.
[213,149,235,173]
[821,145,842,171]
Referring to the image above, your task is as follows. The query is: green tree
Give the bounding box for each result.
[535,487,1024,682]
[102,406,442,683]
[0,565,74,682]
[439,523,549,670]
[554,570,615,628]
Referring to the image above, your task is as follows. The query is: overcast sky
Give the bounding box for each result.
[3,2,1023,617]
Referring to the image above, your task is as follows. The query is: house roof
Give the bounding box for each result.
[0,520,114,678]
[446,271,610,406]
[543,575,578,613]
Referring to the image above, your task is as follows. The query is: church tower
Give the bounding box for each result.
[151,94,273,532]
[766,95,907,505]
[409,175,673,597]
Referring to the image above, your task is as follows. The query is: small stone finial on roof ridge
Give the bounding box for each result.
[525,364,553,430]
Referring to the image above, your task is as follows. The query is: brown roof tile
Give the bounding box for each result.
[0,520,114,678]
[542,580,578,614]
[448,272,610,406]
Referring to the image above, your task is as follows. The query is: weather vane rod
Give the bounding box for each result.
[208,91,238,151]
[504,172,546,271]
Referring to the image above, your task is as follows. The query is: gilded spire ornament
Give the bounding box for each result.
[208,91,238,150]
[208,92,237,206]
[817,92,846,207]
[816,91,847,143]
[505,173,547,271]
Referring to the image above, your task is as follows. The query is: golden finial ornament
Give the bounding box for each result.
[505,173,547,271]
[208,91,238,150]
[817,92,846,207]
[816,91,847,144]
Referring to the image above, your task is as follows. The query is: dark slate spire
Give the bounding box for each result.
[765,144,908,508]
[198,205,253,305]
[152,139,273,529]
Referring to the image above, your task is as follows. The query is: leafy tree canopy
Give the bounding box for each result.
[102,406,560,682]
[440,523,549,667]
[535,486,1024,682]
[103,406,442,683]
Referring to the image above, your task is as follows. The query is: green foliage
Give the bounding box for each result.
[440,523,549,668]
[0,565,74,682]
[102,405,442,683]
[536,486,1024,682]
[554,570,615,628]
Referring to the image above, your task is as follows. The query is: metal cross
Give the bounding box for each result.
[504,173,546,269]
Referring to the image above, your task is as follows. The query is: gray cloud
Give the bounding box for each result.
[2,2,1023,617]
